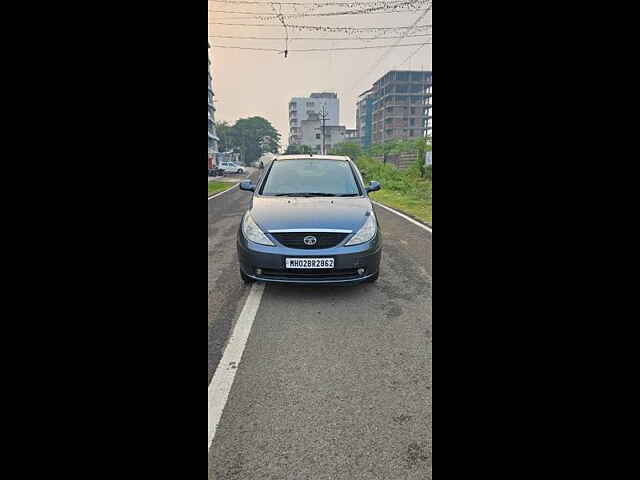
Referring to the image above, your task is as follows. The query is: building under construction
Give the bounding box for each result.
[356,89,374,150]
[369,70,432,145]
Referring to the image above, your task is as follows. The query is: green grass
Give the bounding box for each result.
[370,190,432,224]
[208,181,235,196]
[353,156,432,225]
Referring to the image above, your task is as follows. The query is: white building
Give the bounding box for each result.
[289,92,340,147]
[298,118,347,154]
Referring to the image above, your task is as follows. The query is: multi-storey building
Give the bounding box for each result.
[208,43,219,166]
[289,92,340,147]
[356,89,374,149]
[369,70,432,145]
[298,116,347,154]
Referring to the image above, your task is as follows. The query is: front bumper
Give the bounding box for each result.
[237,232,382,285]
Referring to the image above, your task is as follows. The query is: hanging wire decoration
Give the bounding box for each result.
[208,0,427,7]
[252,0,430,20]
[207,0,431,19]
[208,22,432,36]
[271,2,290,58]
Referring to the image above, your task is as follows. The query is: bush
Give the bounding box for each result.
[285,144,314,155]
[331,139,432,205]
[354,155,432,204]
[329,142,363,160]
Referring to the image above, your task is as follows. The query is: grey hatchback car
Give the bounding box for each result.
[237,155,382,285]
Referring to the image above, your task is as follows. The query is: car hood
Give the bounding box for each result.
[250,196,373,233]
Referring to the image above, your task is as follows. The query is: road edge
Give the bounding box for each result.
[208,282,266,450]
[208,183,239,200]
[372,200,432,233]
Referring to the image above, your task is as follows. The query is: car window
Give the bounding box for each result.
[260,159,361,197]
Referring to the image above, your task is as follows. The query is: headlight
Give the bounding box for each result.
[345,213,377,246]
[242,213,274,246]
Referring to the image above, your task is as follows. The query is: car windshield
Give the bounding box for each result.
[260,159,361,197]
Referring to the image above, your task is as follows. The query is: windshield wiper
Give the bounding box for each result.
[337,193,359,197]
[275,192,337,197]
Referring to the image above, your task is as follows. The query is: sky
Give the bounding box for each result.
[208,0,432,148]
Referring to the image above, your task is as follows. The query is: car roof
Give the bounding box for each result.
[274,155,350,161]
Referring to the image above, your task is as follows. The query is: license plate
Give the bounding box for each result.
[286,258,334,269]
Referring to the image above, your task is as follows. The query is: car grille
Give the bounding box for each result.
[271,232,348,249]
[261,268,360,279]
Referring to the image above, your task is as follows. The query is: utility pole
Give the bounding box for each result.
[320,105,329,155]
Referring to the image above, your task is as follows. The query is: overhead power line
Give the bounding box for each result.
[208,1,430,18]
[208,22,432,32]
[209,9,423,16]
[281,42,431,52]
[208,0,425,5]
[397,43,427,67]
[210,46,282,52]
[207,33,432,41]
[210,42,431,53]
[348,8,430,92]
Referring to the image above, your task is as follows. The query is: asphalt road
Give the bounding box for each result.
[208,176,432,479]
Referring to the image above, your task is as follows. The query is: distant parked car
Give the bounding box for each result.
[208,167,224,177]
[220,162,245,174]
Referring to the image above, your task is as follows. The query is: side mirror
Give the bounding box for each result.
[239,181,255,192]
[366,181,381,193]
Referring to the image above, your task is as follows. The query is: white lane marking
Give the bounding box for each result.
[373,201,432,233]
[208,183,239,201]
[208,282,265,450]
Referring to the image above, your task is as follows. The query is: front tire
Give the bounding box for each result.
[241,270,255,284]
[237,169,243,174]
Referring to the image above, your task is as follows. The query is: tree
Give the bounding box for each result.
[215,121,235,152]
[232,117,281,165]
[329,142,363,160]
[285,144,313,155]
[215,117,281,165]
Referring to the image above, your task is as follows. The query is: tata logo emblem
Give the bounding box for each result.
[303,236,317,246]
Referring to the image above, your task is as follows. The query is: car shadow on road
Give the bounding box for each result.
[263,282,378,300]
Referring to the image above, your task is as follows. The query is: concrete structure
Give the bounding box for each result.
[299,117,347,154]
[368,70,432,145]
[356,89,374,150]
[289,92,340,147]
[372,151,419,170]
[208,43,219,166]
